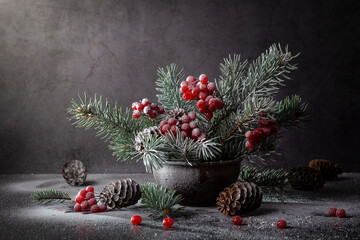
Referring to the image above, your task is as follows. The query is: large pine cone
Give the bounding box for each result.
[309,159,342,180]
[290,166,325,191]
[216,181,262,216]
[99,179,141,209]
[62,160,87,186]
[134,126,162,152]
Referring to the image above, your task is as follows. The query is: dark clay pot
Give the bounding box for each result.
[153,159,241,206]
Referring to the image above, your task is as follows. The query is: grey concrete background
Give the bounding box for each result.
[0,0,359,173]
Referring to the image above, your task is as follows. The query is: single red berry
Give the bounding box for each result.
[133,110,141,119]
[188,111,197,120]
[168,118,177,126]
[158,105,165,114]
[137,104,144,111]
[253,128,263,137]
[216,99,224,109]
[192,128,201,138]
[98,204,107,212]
[277,220,287,229]
[181,123,190,132]
[79,189,87,197]
[163,217,174,228]
[197,100,206,109]
[262,128,271,135]
[88,198,97,206]
[131,215,142,225]
[143,106,150,114]
[180,81,188,87]
[247,134,257,144]
[199,74,208,84]
[198,91,207,100]
[207,82,216,92]
[131,102,139,110]
[180,85,188,93]
[90,205,99,213]
[86,186,94,193]
[209,98,217,108]
[336,209,346,218]
[191,87,200,97]
[185,92,192,100]
[199,105,209,114]
[141,98,150,106]
[205,112,213,120]
[149,111,157,119]
[232,216,243,226]
[245,131,252,138]
[161,124,171,133]
[328,208,337,217]
[199,83,207,91]
[75,195,85,204]
[189,121,198,129]
[180,131,188,139]
[170,125,178,135]
[150,103,157,109]
[74,204,82,212]
[186,76,196,83]
[205,95,213,104]
[180,115,190,123]
[86,192,94,200]
[81,201,89,210]
[245,141,254,150]
[160,120,167,128]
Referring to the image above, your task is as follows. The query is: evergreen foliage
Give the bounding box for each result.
[30,189,71,204]
[140,182,184,219]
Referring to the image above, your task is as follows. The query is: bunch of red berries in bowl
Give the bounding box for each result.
[74,186,107,213]
[180,74,224,120]
[132,98,165,119]
[245,113,280,150]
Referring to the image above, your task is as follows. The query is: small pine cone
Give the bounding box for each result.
[216,181,262,216]
[99,179,141,209]
[165,108,185,121]
[134,126,162,152]
[309,159,342,180]
[290,166,325,191]
[62,160,87,186]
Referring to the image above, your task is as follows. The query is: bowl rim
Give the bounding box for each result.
[161,158,242,167]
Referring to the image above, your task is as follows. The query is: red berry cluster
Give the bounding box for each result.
[132,98,165,119]
[180,74,224,120]
[159,111,206,141]
[245,113,280,150]
[329,208,346,218]
[74,186,107,213]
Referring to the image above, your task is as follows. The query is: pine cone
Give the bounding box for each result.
[290,166,325,191]
[165,108,185,121]
[99,179,141,209]
[216,181,262,216]
[134,126,162,152]
[62,160,87,186]
[309,159,342,180]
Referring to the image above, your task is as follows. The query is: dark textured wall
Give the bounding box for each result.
[1,0,359,173]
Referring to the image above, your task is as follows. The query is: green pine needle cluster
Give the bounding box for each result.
[140,182,184,219]
[30,189,71,204]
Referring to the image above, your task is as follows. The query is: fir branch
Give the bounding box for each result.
[140,182,184,219]
[155,64,192,111]
[30,189,71,204]
[273,95,309,128]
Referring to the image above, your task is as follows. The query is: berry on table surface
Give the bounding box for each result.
[163,217,174,228]
[79,189,87,197]
[90,205,99,213]
[74,204,82,212]
[131,215,142,225]
[86,186,94,193]
[88,198,97,206]
[328,208,337,217]
[336,208,346,218]
[232,216,243,226]
[277,220,287,229]
[86,192,95,200]
[75,195,85,204]
[81,201,90,210]
[98,204,107,212]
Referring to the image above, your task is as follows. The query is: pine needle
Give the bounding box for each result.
[30,189,71,204]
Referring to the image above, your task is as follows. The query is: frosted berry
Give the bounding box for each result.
[149,110,157,119]
[207,82,216,92]
[79,189,87,197]
[143,106,150,114]
[180,115,190,123]
[75,195,85,204]
[170,125,178,135]
[180,81,188,87]
[205,112,213,120]
[161,124,171,133]
[180,85,188,93]
[245,131,252,138]
[198,91,207,100]
[181,123,190,132]
[199,83,207,91]
[189,121,198,129]
[188,111,197,120]
[133,110,141,119]
[86,186,94,193]
[205,95,213,104]
[277,220,287,229]
[137,104,144,111]
[86,192,95,200]
[141,98,150,106]
[245,141,254,150]
[74,204,82,212]
[197,133,206,141]
[197,100,206,109]
[98,204,107,212]
[199,74,208,84]
[131,215,142,225]
[191,87,200,96]
[253,128,263,137]
[158,106,165,114]
[180,131,188,138]
[163,217,174,228]
[90,205,99,213]
[81,201,89,210]
[186,76,196,83]
[336,209,346,218]
[168,118,177,126]
[132,102,139,110]
[150,103,157,109]
[192,128,201,138]
[328,208,337,217]
[88,198,97,206]
[232,216,243,226]
[160,120,167,128]
[209,98,217,108]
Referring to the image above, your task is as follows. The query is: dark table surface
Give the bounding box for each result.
[0,173,359,240]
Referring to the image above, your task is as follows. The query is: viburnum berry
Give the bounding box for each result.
[192,128,201,138]
[328,208,337,217]
[205,112,213,120]
[79,189,87,197]
[188,111,197,120]
[336,209,346,218]
[198,91,207,100]
[180,131,188,138]
[158,106,165,114]
[245,131,252,138]
[189,121,197,129]
[98,204,107,212]
[131,215,142,225]
[168,118,177,126]
[232,216,243,226]
[277,220,287,229]
[197,100,206,109]
[81,201,89,210]
[199,83,207,91]
[141,98,150,106]
[75,195,85,204]
[207,82,216,92]
[199,105,208,113]
[180,115,190,123]
[170,125,178,135]
[88,198,97,206]
[205,95,213,104]
[86,186,94,193]
[90,205,99,213]
[74,204,82,212]
[245,141,254,150]
[86,192,95,200]
[161,124,171,133]
[199,74,208,84]
[180,81,187,87]
[186,76,196,83]
[253,128,263,137]
[181,123,190,132]
[133,110,141,119]
[163,217,174,228]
